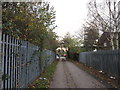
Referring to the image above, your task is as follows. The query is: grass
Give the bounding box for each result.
[28,60,58,88]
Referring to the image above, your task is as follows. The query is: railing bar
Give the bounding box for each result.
[5,35,8,88]
[12,37,15,88]
[14,39,17,88]
[19,40,22,88]
[11,36,14,88]
[16,39,19,88]
[1,34,5,89]
[7,35,11,88]
[9,36,12,88]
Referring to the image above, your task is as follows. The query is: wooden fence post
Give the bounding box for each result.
[0,1,2,89]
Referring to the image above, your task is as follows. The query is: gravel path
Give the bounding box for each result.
[50,60,107,88]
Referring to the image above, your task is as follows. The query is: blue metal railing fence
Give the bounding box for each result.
[0,34,55,89]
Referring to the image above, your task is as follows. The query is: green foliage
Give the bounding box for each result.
[83,22,99,51]
[2,2,58,51]
[79,47,87,52]
[29,60,58,88]
[63,33,81,54]
[43,31,59,51]
[2,74,10,80]
[62,33,83,60]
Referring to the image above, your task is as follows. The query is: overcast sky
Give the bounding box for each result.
[47,0,119,38]
[49,0,89,38]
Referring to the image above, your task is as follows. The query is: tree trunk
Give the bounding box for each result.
[111,40,115,50]
[110,34,115,50]
[116,33,119,49]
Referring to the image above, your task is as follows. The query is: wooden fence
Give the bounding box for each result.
[0,33,55,89]
[79,50,120,79]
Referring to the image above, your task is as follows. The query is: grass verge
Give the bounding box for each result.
[28,60,58,88]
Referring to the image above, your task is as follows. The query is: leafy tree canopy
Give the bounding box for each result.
[2,1,58,51]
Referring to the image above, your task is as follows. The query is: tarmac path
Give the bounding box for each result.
[50,60,107,88]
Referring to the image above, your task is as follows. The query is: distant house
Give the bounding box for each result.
[97,32,120,50]
[56,40,68,57]
[96,2,120,50]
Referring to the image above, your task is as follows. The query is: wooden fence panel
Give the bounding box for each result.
[79,50,120,79]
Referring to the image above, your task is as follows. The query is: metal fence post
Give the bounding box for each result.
[0,31,1,90]
[0,32,2,90]
[0,1,2,89]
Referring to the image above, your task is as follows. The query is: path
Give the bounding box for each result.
[50,60,108,88]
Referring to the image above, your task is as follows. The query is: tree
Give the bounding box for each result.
[2,2,58,51]
[62,33,81,60]
[2,2,59,72]
[87,0,120,50]
[43,31,59,51]
[83,21,99,51]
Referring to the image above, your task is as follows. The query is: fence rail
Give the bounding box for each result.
[0,34,55,89]
[79,50,120,78]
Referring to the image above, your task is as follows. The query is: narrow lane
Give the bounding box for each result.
[50,61,68,88]
[50,60,107,88]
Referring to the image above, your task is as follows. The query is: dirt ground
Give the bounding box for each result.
[50,60,111,88]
